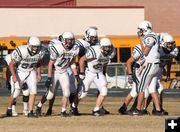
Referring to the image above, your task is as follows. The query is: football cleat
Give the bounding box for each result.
[46,109,52,116]
[92,110,105,116]
[128,108,142,116]
[27,111,38,118]
[23,109,29,116]
[12,110,18,117]
[118,106,127,115]
[70,107,80,116]
[152,109,168,116]
[6,109,12,117]
[100,107,110,115]
[60,111,70,117]
[35,106,42,116]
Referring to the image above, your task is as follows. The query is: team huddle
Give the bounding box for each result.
[3,20,178,118]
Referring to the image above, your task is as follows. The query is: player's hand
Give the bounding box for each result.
[128,74,133,84]
[45,77,52,88]
[79,72,85,80]
[12,74,17,83]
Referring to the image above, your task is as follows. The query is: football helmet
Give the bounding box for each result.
[84,27,98,46]
[161,33,175,52]
[100,38,113,56]
[59,32,75,50]
[27,37,41,55]
[137,20,152,36]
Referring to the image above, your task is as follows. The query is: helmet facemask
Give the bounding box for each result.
[29,45,41,55]
[63,38,75,50]
[84,28,98,45]
[161,33,175,52]
[27,37,41,55]
[101,45,113,56]
[60,32,75,50]
[137,21,152,36]
[164,41,175,52]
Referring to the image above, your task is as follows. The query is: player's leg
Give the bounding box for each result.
[68,73,80,116]
[131,63,155,115]
[22,83,29,116]
[36,76,56,116]
[26,70,38,117]
[45,96,56,116]
[93,72,108,116]
[6,73,22,117]
[119,83,137,114]
[59,72,70,117]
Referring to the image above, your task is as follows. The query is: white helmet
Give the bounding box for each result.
[159,32,169,42]
[137,20,153,36]
[28,37,41,54]
[162,33,175,51]
[100,38,113,56]
[59,32,75,50]
[84,27,98,45]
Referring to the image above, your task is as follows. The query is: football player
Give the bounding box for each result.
[77,38,115,116]
[129,20,166,116]
[35,32,78,117]
[4,54,29,116]
[6,37,44,117]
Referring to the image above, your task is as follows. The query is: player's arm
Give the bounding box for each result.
[9,60,17,82]
[79,55,87,74]
[47,60,55,78]
[126,56,135,75]
[141,35,156,56]
[126,56,135,84]
[37,61,42,82]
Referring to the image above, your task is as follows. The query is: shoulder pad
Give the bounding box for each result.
[75,39,90,48]
[143,33,158,47]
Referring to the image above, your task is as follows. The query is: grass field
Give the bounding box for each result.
[0,96,180,132]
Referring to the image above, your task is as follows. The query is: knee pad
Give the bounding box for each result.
[46,91,54,100]
[23,96,29,102]
[12,89,21,98]
[99,87,107,96]
[22,89,29,96]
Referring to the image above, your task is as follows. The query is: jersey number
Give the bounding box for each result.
[21,63,37,69]
[93,63,102,69]
[57,58,71,67]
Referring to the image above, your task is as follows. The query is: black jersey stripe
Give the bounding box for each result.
[75,40,83,47]
[50,45,59,56]
[138,63,152,92]
[134,46,143,56]
[89,47,96,58]
[16,48,22,58]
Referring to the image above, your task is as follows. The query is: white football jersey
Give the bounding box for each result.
[132,44,143,61]
[5,54,12,66]
[11,45,45,72]
[85,45,110,73]
[75,39,90,48]
[143,32,160,63]
[49,39,75,73]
